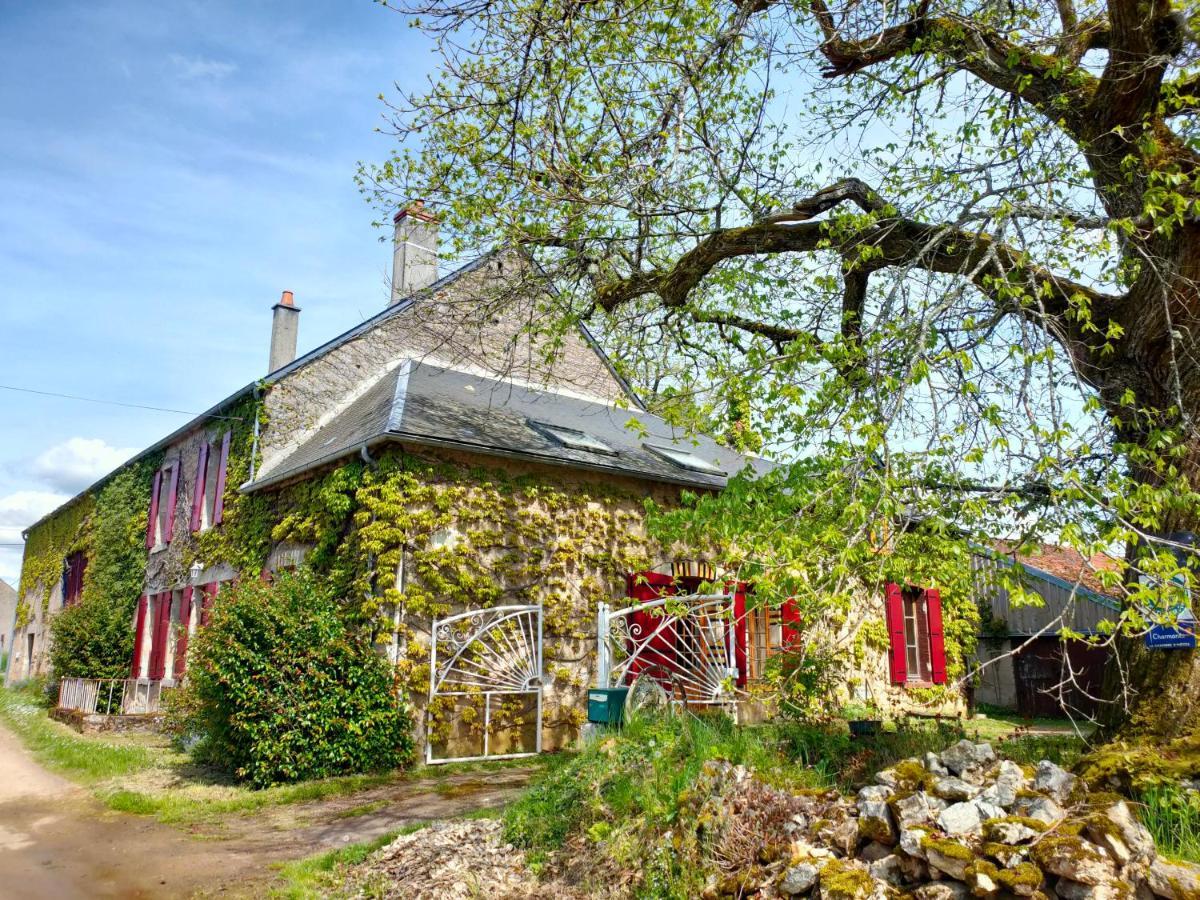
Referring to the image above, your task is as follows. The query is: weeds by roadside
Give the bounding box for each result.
[1138,784,1200,864]
[271,824,428,899]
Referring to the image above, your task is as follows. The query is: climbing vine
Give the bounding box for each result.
[17,456,159,634]
[198,439,661,746]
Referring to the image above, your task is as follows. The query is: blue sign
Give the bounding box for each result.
[1146,621,1197,650]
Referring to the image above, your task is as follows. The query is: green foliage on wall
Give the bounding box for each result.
[198,441,657,744]
[17,496,93,628]
[45,460,160,679]
[647,448,979,713]
[170,570,415,788]
[17,456,158,642]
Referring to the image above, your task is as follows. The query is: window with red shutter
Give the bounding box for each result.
[199,581,219,626]
[190,442,209,533]
[212,431,231,526]
[926,589,948,685]
[163,465,181,544]
[149,593,173,680]
[145,470,162,550]
[884,582,907,684]
[131,595,148,677]
[62,551,87,607]
[174,587,193,678]
[147,464,180,550]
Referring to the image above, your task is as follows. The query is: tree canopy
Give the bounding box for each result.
[365,0,1200,735]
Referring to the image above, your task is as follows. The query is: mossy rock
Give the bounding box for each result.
[818,859,876,900]
[921,836,975,862]
[996,861,1044,892]
[1078,735,1200,792]
[890,760,933,791]
[984,816,1048,835]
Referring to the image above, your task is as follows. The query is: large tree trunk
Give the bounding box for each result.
[1098,227,1200,738]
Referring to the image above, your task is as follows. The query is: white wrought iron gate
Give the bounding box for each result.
[597,593,743,711]
[426,605,544,764]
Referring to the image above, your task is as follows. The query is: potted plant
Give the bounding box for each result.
[843,701,883,738]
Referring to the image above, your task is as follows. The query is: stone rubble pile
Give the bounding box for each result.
[701,739,1200,900]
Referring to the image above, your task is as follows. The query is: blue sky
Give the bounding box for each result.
[0,1,433,584]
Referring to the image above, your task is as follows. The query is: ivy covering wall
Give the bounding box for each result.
[18,458,158,632]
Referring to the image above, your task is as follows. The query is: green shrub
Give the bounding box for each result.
[170,570,414,788]
[49,592,137,682]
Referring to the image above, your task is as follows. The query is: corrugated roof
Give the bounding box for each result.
[247,360,766,492]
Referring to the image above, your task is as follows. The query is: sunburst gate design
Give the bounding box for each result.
[427,605,544,764]
[598,593,743,710]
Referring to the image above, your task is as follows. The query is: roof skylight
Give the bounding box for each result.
[529,420,616,455]
[644,443,727,476]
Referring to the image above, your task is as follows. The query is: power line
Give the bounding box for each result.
[0,383,243,420]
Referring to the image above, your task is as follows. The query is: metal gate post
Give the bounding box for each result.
[596,601,610,687]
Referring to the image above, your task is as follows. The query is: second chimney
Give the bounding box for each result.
[268,290,301,373]
[391,199,438,305]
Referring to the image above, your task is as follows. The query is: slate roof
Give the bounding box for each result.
[22,249,643,535]
[247,360,767,492]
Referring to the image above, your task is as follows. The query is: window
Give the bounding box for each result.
[61,550,87,606]
[529,420,615,455]
[644,443,726,476]
[145,463,180,551]
[903,590,931,682]
[190,431,231,533]
[885,583,948,685]
[745,599,802,681]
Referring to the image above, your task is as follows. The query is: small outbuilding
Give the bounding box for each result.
[972,543,1120,718]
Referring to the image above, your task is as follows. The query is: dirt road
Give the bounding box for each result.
[0,722,534,898]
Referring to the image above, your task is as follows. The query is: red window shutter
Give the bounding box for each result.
[884,582,907,684]
[146,469,162,549]
[623,572,678,687]
[163,465,181,544]
[174,587,193,678]
[190,441,209,533]
[781,598,802,647]
[926,588,948,685]
[131,595,148,677]
[213,431,232,525]
[149,593,173,680]
[200,582,218,627]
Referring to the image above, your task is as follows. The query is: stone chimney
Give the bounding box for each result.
[391,199,438,305]
[268,290,301,373]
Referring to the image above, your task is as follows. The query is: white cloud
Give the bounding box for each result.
[0,491,70,585]
[169,53,237,81]
[32,438,137,493]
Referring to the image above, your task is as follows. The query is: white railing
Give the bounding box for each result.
[57,678,171,715]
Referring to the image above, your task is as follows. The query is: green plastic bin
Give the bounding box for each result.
[587,687,629,726]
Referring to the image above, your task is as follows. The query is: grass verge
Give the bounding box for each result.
[1139,784,1200,864]
[0,682,157,782]
[0,684,543,826]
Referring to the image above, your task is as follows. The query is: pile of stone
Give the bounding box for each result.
[701,740,1200,900]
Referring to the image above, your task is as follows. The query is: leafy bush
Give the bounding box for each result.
[171,571,414,788]
[49,593,137,682]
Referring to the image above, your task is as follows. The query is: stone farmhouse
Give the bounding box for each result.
[8,204,965,760]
